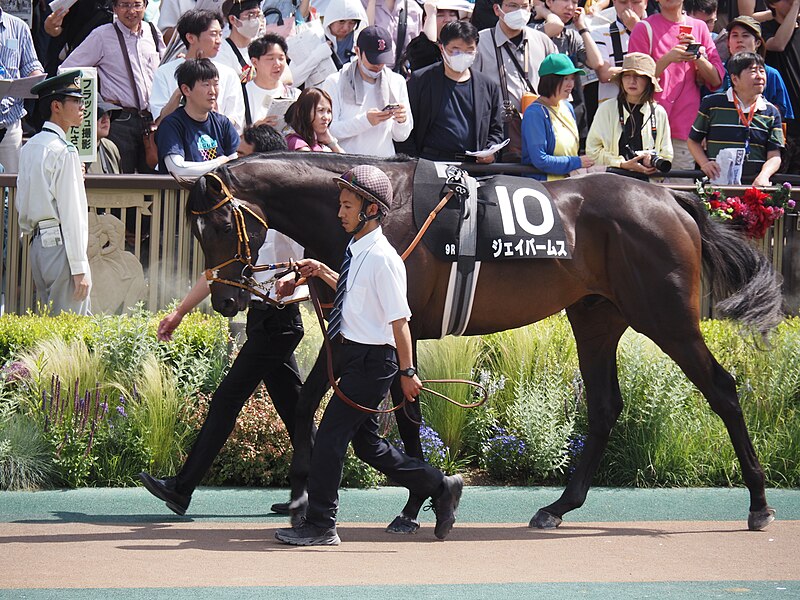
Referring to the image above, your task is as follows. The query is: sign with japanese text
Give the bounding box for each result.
[58,66,97,163]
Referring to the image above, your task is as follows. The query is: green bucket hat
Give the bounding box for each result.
[538,53,586,78]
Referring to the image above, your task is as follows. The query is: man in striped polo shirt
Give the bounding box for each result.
[688,52,783,187]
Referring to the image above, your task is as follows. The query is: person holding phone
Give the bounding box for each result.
[321,26,413,156]
[627,0,725,173]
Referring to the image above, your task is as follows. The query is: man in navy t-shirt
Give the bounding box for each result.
[157,58,240,179]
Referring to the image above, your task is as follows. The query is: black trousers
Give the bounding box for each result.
[107,111,155,174]
[174,303,304,493]
[306,342,444,529]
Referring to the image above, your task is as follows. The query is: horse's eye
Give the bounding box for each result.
[223,223,233,233]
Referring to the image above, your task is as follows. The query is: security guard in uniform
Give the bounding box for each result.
[275,165,463,546]
[16,70,91,315]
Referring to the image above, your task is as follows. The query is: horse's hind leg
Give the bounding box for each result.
[644,327,773,530]
[531,297,628,528]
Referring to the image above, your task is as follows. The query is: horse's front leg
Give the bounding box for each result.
[386,339,427,534]
[288,344,330,524]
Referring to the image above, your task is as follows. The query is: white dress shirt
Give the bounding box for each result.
[150,57,246,132]
[255,230,308,302]
[16,122,90,275]
[339,227,411,347]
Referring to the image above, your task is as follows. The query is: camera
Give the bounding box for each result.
[623,145,672,173]
[502,100,518,123]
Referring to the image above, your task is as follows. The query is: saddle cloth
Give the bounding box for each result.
[411,159,572,262]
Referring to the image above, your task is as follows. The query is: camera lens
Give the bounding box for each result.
[651,156,672,173]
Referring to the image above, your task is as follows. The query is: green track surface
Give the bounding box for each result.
[2,486,800,524]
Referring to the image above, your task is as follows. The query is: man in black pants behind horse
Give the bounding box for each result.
[139,125,303,516]
[275,165,463,546]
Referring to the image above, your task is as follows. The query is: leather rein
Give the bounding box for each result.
[192,170,487,416]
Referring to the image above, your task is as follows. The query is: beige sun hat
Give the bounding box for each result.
[611,53,663,93]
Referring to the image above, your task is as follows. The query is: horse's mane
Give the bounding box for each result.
[186,151,417,219]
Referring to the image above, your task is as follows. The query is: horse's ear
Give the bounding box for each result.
[174,173,199,191]
[204,172,225,200]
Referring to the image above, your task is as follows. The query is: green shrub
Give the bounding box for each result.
[0,414,54,490]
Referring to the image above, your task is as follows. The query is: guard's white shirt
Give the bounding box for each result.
[322,68,413,157]
[339,226,411,347]
[150,57,246,132]
[254,230,308,303]
[16,121,90,275]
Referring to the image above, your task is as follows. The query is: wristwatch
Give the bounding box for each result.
[400,367,417,378]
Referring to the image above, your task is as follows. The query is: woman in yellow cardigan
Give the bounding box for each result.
[586,53,673,179]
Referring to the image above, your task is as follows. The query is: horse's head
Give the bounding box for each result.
[187,172,268,317]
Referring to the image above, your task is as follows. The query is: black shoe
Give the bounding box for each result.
[138,472,191,516]
[386,514,420,534]
[275,519,340,546]
[271,501,291,515]
[431,474,463,540]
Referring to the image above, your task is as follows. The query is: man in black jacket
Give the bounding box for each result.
[398,20,504,162]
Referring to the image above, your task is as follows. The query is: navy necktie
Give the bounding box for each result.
[327,247,352,340]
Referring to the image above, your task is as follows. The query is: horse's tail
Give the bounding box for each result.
[672,190,783,338]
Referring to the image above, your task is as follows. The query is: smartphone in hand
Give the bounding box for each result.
[686,43,701,56]
[382,103,400,112]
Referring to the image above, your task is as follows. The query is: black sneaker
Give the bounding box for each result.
[431,474,463,540]
[275,519,341,546]
[271,501,291,515]
[386,514,420,534]
[138,472,191,516]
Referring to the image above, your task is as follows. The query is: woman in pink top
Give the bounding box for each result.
[627,0,724,170]
[285,88,345,152]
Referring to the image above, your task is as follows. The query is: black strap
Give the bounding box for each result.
[617,98,658,148]
[490,29,511,104]
[393,0,409,73]
[491,29,536,95]
[226,37,253,126]
[609,20,625,67]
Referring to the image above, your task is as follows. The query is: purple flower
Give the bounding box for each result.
[783,182,792,191]
[788,200,796,209]
[116,405,127,418]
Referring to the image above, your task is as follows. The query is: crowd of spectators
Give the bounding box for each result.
[2,0,799,185]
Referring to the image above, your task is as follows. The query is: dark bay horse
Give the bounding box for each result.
[186,151,781,531]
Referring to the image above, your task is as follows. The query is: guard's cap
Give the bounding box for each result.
[357,26,394,65]
[222,0,261,17]
[334,165,394,213]
[31,70,84,100]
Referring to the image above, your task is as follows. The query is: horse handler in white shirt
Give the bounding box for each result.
[16,71,91,316]
[275,165,462,546]
[322,27,413,156]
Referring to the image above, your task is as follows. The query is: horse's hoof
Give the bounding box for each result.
[748,507,776,531]
[529,509,562,529]
[386,515,420,534]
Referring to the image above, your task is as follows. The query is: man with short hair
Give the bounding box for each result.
[322,26,413,156]
[61,0,164,173]
[688,52,783,186]
[0,6,44,172]
[473,0,558,161]
[244,34,299,128]
[16,71,91,315]
[156,58,240,178]
[150,9,246,132]
[216,0,262,78]
[685,0,719,37]
[277,165,463,546]
[401,20,504,162]
[158,0,225,44]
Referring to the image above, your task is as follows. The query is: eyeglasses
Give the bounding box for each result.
[502,2,531,10]
[117,2,145,10]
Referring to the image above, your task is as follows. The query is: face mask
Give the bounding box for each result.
[235,16,261,39]
[359,58,382,80]
[442,49,476,73]
[501,8,531,30]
